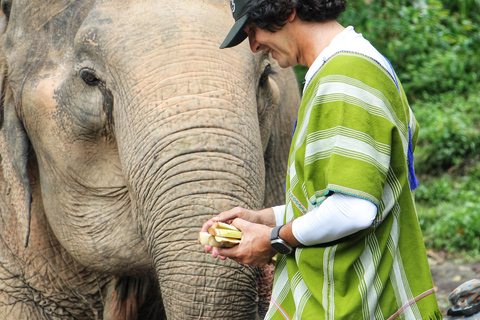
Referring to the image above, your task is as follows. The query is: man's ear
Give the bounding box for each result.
[287,8,296,22]
[0,56,32,248]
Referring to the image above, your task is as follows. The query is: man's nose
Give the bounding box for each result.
[248,35,261,53]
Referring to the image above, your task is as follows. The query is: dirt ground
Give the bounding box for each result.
[428,250,480,318]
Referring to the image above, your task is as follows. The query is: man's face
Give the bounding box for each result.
[243,23,297,68]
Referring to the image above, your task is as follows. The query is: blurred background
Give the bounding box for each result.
[294,0,480,261]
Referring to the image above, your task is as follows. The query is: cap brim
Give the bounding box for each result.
[220,14,248,49]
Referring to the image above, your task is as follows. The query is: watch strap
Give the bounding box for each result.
[270,225,293,255]
[270,225,282,241]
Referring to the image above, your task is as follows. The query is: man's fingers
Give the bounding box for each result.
[217,245,238,258]
[201,218,215,232]
[216,206,253,222]
[215,211,239,222]
[210,246,222,258]
[230,218,248,231]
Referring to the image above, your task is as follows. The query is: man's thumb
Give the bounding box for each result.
[231,218,248,231]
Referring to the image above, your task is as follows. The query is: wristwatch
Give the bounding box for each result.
[270,225,293,255]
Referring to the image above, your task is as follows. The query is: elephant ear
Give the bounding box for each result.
[0,25,32,248]
[263,66,301,208]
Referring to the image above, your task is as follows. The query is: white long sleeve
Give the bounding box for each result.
[272,205,286,226]
[282,193,377,246]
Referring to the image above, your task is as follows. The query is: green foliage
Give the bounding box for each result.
[339,0,480,101]
[416,172,480,258]
[413,92,480,174]
[294,65,309,93]
[440,0,480,21]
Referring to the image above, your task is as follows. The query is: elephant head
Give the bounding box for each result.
[0,0,300,319]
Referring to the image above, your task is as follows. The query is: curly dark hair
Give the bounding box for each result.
[246,0,347,32]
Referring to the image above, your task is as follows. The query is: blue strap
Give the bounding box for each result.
[382,54,401,95]
[407,125,419,190]
[384,55,418,190]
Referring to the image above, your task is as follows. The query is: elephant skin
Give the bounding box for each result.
[0,0,300,319]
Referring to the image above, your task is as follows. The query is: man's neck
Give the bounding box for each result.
[294,19,345,68]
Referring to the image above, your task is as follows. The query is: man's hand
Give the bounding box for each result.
[216,218,277,267]
[199,207,276,265]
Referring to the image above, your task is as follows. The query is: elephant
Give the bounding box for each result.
[0,0,300,319]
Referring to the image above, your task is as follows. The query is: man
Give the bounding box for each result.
[201,0,442,319]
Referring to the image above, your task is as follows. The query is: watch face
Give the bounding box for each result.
[271,239,293,255]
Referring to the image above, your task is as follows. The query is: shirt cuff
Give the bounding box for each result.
[272,205,286,226]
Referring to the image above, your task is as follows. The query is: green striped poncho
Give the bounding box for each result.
[265,52,442,320]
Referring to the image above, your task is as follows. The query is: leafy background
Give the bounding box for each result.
[294,0,480,259]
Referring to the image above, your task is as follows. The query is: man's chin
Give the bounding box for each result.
[271,53,293,68]
[275,59,291,68]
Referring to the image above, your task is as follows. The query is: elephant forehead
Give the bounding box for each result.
[77,0,232,49]
[4,0,95,79]
[72,0,247,94]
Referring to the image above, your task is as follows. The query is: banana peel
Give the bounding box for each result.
[199,221,242,248]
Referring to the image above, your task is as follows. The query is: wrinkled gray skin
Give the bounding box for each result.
[0,0,300,319]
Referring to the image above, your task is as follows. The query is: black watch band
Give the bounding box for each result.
[270,225,293,255]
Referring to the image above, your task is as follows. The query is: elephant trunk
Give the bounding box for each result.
[117,89,265,318]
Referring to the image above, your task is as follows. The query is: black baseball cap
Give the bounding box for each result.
[220,0,253,49]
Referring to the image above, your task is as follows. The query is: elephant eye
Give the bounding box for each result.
[80,69,101,86]
[259,63,276,88]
